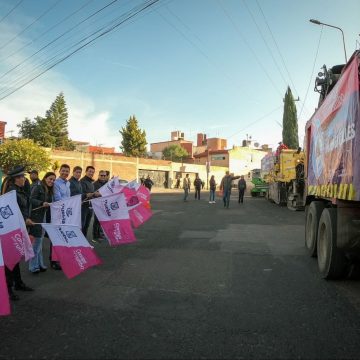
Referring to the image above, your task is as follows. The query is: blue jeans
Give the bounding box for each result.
[209,189,215,201]
[223,190,231,208]
[29,236,46,272]
[184,188,189,201]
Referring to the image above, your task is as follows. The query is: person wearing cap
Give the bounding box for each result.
[29,170,41,191]
[4,165,35,301]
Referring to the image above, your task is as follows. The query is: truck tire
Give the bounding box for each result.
[317,208,347,279]
[305,201,325,257]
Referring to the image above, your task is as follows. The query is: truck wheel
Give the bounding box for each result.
[305,201,325,257]
[317,208,347,279]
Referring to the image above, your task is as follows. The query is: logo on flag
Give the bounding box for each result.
[0,205,13,219]
[51,195,81,228]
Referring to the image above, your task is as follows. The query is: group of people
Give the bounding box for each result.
[1,163,114,301]
[182,171,247,208]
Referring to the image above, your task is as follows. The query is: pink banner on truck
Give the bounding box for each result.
[0,191,34,270]
[91,193,136,246]
[42,224,102,279]
[0,240,10,316]
[306,53,360,200]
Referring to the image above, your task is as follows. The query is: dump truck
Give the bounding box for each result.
[304,50,360,279]
[262,149,305,210]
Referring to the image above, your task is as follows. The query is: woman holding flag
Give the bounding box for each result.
[4,166,35,300]
[29,172,56,274]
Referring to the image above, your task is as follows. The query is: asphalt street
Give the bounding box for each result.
[1,190,360,359]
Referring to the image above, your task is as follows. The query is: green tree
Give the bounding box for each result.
[0,139,51,173]
[119,115,147,157]
[282,86,299,148]
[162,144,189,162]
[17,93,75,150]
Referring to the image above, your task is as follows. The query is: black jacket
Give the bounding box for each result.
[80,176,94,208]
[29,184,52,237]
[69,176,84,198]
[6,184,29,221]
[93,180,107,191]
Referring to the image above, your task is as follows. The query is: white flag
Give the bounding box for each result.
[98,176,124,197]
[50,194,81,228]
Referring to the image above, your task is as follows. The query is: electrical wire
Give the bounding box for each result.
[217,0,282,98]
[241,0,288,88]
[0,0,119,81]
[0,0,161,101]
[0,0,147,93]
[254,0,298,98]
[1,0,94,63]
[0,0,164,95]
[298,26,323,120]
[227,106,282,140]
[0,0,23,25]
[0,0,62,51]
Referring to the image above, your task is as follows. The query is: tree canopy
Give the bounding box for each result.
[282,86,299,149]
[162,144,189,162]
[0,139,51,173]
[119,115,147,157]
[17,92,75,150]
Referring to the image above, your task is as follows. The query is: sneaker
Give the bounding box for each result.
[31,270,40,275]
[209,201,212,203]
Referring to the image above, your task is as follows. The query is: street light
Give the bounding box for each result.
[309,19,347,63]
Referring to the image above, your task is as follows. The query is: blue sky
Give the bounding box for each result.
[0,0,359,151]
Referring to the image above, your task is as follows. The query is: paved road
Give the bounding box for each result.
[1,191,360,359]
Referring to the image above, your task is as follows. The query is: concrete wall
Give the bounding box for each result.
[50,150,228,188]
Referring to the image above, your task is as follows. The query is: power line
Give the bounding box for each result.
[1,0,94,63]
[227,106,282,139]
[217,0,282,98]
[0,0,159,95]
[298,26,323,120]
[241,0,288,88]
[0,0,141,93]
[0,0,119,82]
[0,0,62,51]
[0,0,23,25]
[0,0,161,101]
[254,0,299,97]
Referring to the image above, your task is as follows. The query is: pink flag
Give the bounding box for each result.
[0,191,34,270]
[0,240,10,316]
[42,224,102,279]
[91,193,136,246]
[126,195,153,228]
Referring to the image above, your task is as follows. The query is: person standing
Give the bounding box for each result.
[194,174,202,200]
[144,175,154,191]
[52,163,71,270]
[209,175,216,203]
[220,171,240,209]
[69,166,83,197]
[29,170,41,191]
[183,173,190,202]
[238,175,247,204]
[92,170,107,243]
[4,166,35,300]
[29,172,56,274]
[80,166,99,238]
